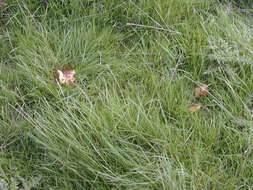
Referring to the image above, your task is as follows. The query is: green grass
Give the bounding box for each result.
[1,0,253,189]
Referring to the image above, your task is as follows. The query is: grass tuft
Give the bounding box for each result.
[1,0,253,189]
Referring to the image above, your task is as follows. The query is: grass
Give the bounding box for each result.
[0,0,253,189]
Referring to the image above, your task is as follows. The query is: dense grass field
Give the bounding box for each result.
[1,0,253,189]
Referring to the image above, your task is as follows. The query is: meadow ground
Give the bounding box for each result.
[1,0,253,189]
